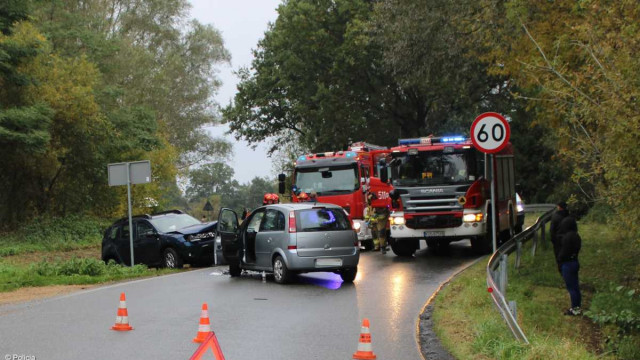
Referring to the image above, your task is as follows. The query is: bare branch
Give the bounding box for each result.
[519,21,601,108]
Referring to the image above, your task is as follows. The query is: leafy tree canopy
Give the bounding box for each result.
[473,0,640,230]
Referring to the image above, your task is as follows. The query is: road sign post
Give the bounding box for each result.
[471,113,510,253]
[108,160,152,267]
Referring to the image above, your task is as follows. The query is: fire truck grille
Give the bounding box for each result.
[402,194,462,212]
[405,214,462,229]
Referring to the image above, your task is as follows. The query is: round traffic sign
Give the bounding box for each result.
[471,112,510,153]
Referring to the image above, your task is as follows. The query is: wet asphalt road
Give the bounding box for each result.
[0,241,478,360]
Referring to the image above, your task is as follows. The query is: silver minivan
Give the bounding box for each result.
[216,203,360,284]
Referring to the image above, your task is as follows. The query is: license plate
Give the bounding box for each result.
[316,258,342,267]
[424,231,445,237]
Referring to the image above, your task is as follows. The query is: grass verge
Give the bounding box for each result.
[432,216,639,360]
[0,215,181,294]
[0,215,109,257]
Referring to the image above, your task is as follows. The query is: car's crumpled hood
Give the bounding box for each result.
[167,221,217,235]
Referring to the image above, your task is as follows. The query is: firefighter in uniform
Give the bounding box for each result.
[365,193,389,253]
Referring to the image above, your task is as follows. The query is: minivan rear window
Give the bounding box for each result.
[296,208,351,232]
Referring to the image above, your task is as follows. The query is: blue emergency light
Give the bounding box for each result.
[441,136,466,143]
[398,136,466,145]
[345,151,357,158]
[398,138,422,145]
[297,155,307,162]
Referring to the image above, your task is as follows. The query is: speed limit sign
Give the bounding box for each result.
[471,112,510,154]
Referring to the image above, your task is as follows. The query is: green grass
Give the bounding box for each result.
[0,215,182,293]
[0,215,110,258]
[0,258,178,292]
[432,217,639,360]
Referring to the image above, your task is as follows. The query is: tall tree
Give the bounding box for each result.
[474,0,640,229]
[185,162,236,201]
[372,0,519,135]
[223,0,401,154]
[32,0,233,168]
[372,0,562,204]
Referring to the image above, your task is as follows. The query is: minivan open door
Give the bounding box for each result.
[216,208,240,265]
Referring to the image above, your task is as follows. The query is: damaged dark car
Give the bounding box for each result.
[101,210,217,268]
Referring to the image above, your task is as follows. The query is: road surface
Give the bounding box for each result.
[1,241,478,360]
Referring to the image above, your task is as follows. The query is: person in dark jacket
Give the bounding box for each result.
[556,216,582,315]
[550,201,569,268]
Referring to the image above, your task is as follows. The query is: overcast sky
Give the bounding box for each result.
[189,0,283,184]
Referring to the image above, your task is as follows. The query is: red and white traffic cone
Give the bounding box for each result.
[193,303,212,343]
[111,292,133,331]
[353,318,376,359]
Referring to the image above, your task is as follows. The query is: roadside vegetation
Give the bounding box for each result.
[432,211,639,360]
[0,215,179,293]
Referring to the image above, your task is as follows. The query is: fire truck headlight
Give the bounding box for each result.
[352,222,361,232]
[390,217,405,225]
[463,213,483,222]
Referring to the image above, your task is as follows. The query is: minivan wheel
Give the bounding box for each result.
[163,248,184,269]
[340,268,357,283]
[272,255,291,284]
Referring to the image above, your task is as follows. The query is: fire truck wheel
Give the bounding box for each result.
[391,239,417,257]
[471,236,492,254]
[362,239,374,251]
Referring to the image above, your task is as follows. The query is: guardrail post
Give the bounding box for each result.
[509,300,518,319]
[499,254,508,295]
[531,228,538,257]
[515,240,522,269]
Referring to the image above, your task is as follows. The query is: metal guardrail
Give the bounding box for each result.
[486,204,556,344]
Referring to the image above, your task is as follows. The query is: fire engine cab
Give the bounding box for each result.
[289,142,391,249]
[381,136,517,256]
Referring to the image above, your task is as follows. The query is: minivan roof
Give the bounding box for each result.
[261,202,343,211]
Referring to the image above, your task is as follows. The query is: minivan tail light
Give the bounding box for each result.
[288,211,297,233]
[288,245,297,250]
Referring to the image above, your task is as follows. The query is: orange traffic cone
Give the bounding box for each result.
[193,303,212,343]
[111,292,133,331]
[353,318,376,359]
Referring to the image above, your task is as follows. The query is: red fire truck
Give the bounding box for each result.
[381,136,517,256]
[289,142,392,250]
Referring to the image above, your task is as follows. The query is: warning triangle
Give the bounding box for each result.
[189,332,226,360]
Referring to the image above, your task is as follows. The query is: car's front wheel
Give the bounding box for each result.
[272,255,291,284]
[163,248,184,269]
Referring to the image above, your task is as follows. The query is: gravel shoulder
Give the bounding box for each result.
[0,284,95,306]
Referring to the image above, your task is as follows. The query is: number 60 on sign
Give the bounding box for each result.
[470,112,510,154]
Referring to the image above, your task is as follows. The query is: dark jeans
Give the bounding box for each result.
[561,260,581,308]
